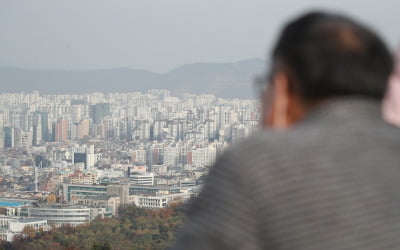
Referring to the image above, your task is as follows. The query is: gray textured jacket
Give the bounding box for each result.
[171,98,400,250]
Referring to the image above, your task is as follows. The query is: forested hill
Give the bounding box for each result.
[0,204,187,250]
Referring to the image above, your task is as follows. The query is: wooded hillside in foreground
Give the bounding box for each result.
[0,204,187,250]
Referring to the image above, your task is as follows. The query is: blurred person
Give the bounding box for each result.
[170,11,400,250]
[383,45,400,127]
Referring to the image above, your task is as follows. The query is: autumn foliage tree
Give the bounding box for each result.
[22,226,36,239]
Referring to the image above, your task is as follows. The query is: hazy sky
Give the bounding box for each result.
[1,0,399,73]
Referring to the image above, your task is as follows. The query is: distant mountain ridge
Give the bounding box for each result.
[0,58,265,98]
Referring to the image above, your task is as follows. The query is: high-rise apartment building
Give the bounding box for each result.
[90,103,110,124]
[32,113,42,145]
[4,126,14,148]
[55,118,69,142]
[41,112,50,142]
[0,113,4,131]
[77,119,90,140]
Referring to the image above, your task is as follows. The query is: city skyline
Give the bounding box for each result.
[0,88,259,240]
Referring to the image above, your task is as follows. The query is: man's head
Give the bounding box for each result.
[261,11,394,129]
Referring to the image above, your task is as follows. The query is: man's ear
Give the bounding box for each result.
[264,72,291,130]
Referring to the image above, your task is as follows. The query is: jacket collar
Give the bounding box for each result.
[298,97,384,128]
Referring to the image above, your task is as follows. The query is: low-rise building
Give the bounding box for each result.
[28,205,90,227]
[128,173,154,186]
[133,192,190,209]
[0,199,35,216]
[0,217,49,242]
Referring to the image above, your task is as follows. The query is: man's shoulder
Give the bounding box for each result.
[221,130,306,172]
[226,129,316,157]
[226,98,400,160]
[225,123,400,169]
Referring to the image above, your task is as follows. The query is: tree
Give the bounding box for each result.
[92,241,111,250]
[0,203,188,250]
[0,207,7,215]
[22,225,36,239]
